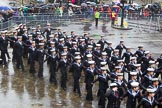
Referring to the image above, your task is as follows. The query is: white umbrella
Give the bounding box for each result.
[81,3,87,7]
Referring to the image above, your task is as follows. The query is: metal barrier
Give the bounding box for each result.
[0,12,161,31]
[0,19,14,31]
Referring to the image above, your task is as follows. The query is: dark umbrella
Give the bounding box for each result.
[0,6,12,11]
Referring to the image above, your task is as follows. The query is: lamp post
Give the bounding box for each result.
[120,0,127,27]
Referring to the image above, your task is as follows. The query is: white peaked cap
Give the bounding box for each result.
[130,72,138,75]
[147,68,155,72]
[88,61,95,64]
[147,88,156,93]
[100,62,107,65]
[131,82,139,87]
[86,54,92,58]
[110,83,118,87]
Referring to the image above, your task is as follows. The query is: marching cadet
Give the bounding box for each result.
[22,29,28,58]
[156,52,162,68]
[71,42,78,56]
[10,31,18,62]
[105,83,121,108]
[35,32,44,45]
[110,66,122,79]
[46,34,55,48]
[134,64,143,80]
[111,49,121,66]
[71,56,82,96]
[83,54,93,72]
[141,51,154,72]
[37,43,45,78]
[137,88,158,108]
[127,72,138,88]
[104,41,113,58]
[97,35,107,51]
[115,73,128,97]
[115,40,126,58]
[93,67,110,108]
[117,59,128,73]
[87,38,96,48]
[43,23,51,41]
[148,78,160,91]
[142,68,156,88]
[47,41,56,64]
[9,30,17,48]
[57,28,63,38]
[123,82,142,108]
[0,31,10,66]
[30,27,37,39]
[134,45,145,63]
[100,52,113,71]
[28,41,37,74]
[58,53,69,90]
[65,35,73,49]
[156,53,162,79]
[127,57,137,71]
[84,45,93,58]
[78,39,86,55]
[14,36,24,70]
[85,60,97,101]
[48,49,58,84]
[156,84,162,108]
[93,44,102,67]
[57,38,65,52]
[122,46,133,65]
[36,25,42,34]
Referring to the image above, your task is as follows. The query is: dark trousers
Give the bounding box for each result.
[98,89,106,108]
[86,83,93,101]
[29,61,35,74]
[50,69,57,84]
[95,18,98,27]
[1,51,7,65]
[111,19,115,26]
[16,56,24,70]
[61,71,67,89]
[73,77,81,95]
[38,61,43,77]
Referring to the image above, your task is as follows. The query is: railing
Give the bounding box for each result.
[0,12,161,31]
[0,19,14,31]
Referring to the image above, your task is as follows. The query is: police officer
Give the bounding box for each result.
[95,9,100,27]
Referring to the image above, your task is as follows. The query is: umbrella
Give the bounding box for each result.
[145,4,152,9]
[0,6,12,11]
[81,3,87,7]
[90,2,96,6]
[103,4,109,7]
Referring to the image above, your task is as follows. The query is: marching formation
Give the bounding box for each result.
[0,23,162,108]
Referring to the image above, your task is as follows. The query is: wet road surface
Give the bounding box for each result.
[0,20,162,108]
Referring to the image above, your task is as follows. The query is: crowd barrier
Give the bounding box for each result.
[0,12,161,31]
